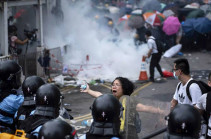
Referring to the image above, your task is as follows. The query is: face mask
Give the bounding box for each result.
[173,71,178,80]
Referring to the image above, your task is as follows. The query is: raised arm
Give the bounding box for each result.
[136,103,166,115]
[15,38,28,45]
[80,83,102,98]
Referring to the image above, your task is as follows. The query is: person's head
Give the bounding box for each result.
[38,119,77,139]
[22,76,45,106]
[145,29,152,39]
[0,60,22,89]
[111,77,135,99]
[173,58,190,79]
[8,25,17,36]
[208,72,211,87]
[164,104,201,139]
[44,49,50,56]
[35,84,61,118]
[89,94,123,136]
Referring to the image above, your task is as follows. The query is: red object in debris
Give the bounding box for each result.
[14,9,25,19]
[162,70,173,77]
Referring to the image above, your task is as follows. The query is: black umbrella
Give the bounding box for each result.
[141,0,162,13]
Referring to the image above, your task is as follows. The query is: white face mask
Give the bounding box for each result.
[173,71,178,80]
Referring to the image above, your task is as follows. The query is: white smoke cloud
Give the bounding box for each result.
[44,0,149,82]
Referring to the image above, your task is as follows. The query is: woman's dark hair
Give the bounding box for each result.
[174,58,190,75]
[112,77,135,96]
[209,72,211,82]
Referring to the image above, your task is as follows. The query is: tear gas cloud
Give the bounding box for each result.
[44,0,149,82]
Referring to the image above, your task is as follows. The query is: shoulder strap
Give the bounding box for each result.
[149,37,155,41]
[186,80,198,102]
[0,109,14,118]
[206,92,211,113]
[177,82,182,92]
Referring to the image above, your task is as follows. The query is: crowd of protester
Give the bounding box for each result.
[91,0,211,52]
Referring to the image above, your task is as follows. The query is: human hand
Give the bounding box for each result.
[80,82,90,93]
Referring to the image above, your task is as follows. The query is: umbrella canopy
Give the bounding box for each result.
[131,9,143,16]
[163,16,181,35]
[163,9,175,17]
[119,14,131,21]
[143,11,165,26]
[200,4,211,13]
[193,17,211,33]
[128,15,145,28]
[162,3,177,12]
[184,3,200,9]
[178,8,197,21]
[186,9,205,19]
[182,20,195,37]
[206,12,211,20]
[182,17,211,37]
[142,0,162,13]
[118,15,131,30]
[162,1,186,14]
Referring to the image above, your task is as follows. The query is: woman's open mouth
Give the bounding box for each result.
[112,90,117,95]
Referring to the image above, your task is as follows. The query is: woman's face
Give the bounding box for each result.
[112,79,123,99]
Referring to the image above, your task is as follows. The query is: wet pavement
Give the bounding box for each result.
[59,51,211,138]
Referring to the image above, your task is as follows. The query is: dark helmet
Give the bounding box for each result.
[38,119,77,139]
[166,104,201,139]
[35,84,61,117]
[89,94,123,136]
[22,76,45,106]
[36,84,61,107]
[91,94,122,123]
[22,76,45,96]
[0,60,22,89]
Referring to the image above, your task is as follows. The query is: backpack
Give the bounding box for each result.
[177,80,211,102]
[15,105,35,129]
[19,115,51,133]
[150,38,166,54]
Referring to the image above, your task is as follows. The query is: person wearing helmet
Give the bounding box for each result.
[80,94,123,139]
[38,119,78,139]
[15,76,45,129]
[164,104,201,139]
[0,60,24,132]
[19,83,61,137]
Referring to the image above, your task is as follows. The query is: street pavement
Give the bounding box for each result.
[61,51,211,138]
